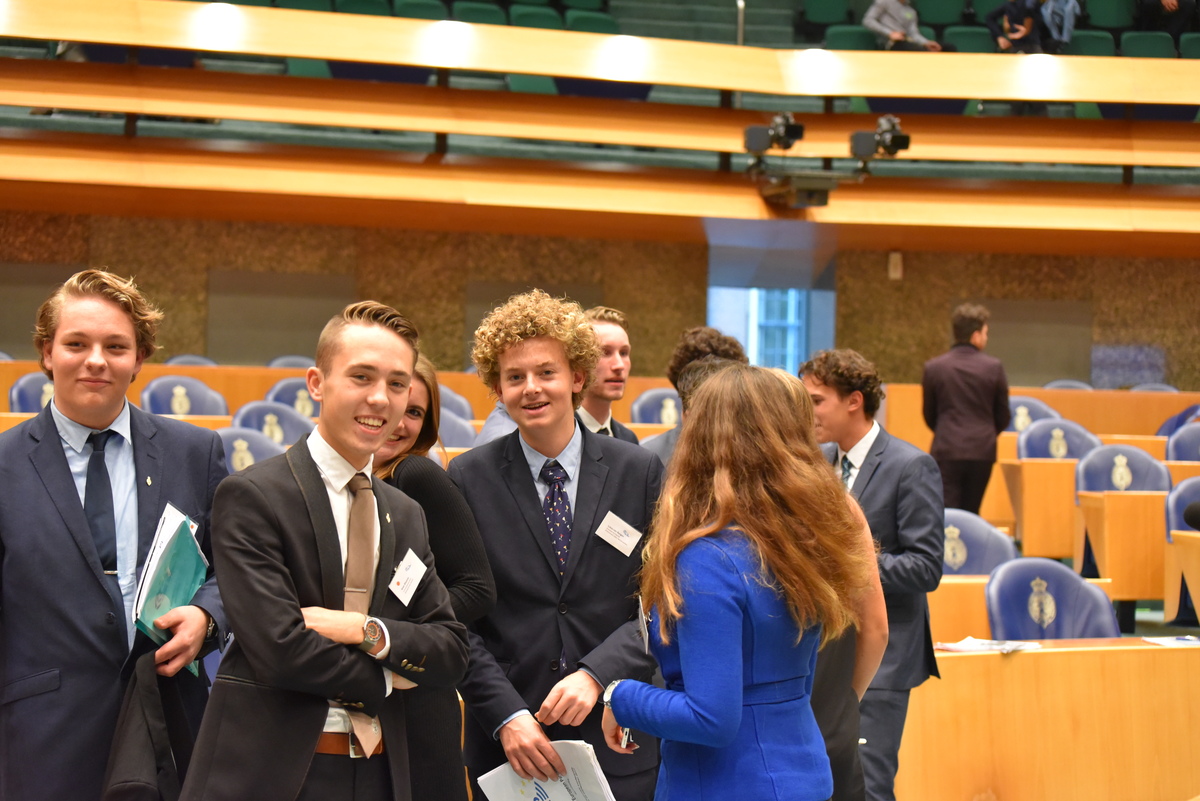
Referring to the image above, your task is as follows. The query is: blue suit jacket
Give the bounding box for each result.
[0,403,228,801]
[826,426,944,690]
[448,427,663,782]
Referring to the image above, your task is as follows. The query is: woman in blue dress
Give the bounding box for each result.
[602,364,887,801]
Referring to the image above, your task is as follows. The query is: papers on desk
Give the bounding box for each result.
[1142,636,1200,647]
[477,741,616,801]
[936,637,1042,654]
[133,503,209,675]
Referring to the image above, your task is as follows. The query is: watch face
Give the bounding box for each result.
[364,619,383,642]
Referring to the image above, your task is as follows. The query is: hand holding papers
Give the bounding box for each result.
[478,741,617,801]
[133,503,209,676]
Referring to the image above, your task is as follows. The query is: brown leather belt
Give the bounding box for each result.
[314,732,384,758]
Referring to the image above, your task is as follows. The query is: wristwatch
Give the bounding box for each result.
[602,680,624,708]
[359,617,384,654]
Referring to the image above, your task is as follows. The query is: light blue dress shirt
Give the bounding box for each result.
[51,400,139,648]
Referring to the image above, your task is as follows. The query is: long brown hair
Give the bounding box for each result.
[375,354,442,479]
[640,364,874,647]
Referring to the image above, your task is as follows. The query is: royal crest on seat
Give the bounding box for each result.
[1111,454,1132,490]
[232,438,255,471]
[293,389,314,418]
[660,397,679,427]
[944,524,968,571]
[262,413,284,444]
[1027,576,1057,628]
[1013,405,1032,432]
[1049,428,1069,459]
[40,381,54,408]
[170,385,191,415]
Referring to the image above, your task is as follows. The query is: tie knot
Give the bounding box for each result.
[347,474,373,495]
[540,460,568,487]
[88,430,116,453]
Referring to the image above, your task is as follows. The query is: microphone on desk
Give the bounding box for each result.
[1183,501,1200,531]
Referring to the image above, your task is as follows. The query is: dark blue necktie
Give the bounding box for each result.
[541,460,573,575]
[841,454,853,486]
[85,430,119,575]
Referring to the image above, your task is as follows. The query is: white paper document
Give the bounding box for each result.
[133,502,203,620]
[935,637,1042,654]
[477,740,616,801]
[1142,636,1200,647]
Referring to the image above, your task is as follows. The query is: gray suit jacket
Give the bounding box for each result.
[641,422,681,468]
[826,426,944,690]
[0,404,228,801]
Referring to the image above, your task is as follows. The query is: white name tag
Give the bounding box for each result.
[389,549,427,607]
[596,511,643,557]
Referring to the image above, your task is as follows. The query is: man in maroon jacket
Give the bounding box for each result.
[921,303,1011,514]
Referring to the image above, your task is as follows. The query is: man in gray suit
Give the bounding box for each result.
[801,349,944,801]
[0,270,228,801]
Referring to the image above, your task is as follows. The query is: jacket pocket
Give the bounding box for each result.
[2,669,61,705]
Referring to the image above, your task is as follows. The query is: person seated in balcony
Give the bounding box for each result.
[1039,0,1079,53]
[1137,0,1196,47]
[863,0,959,50]
[987,0,1043,52]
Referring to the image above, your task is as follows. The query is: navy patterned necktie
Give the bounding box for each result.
[540,460,573,575]
[841,454,853,487]
[85,430,119,576]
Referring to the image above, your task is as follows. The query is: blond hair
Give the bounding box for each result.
[315,301,419,374]
[640,364,874,647]
[472,289,599,408]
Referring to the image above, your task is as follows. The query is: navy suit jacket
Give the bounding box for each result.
[611,418,639,445]
[0,403,228,801]
[448,427,663,781]
[826,426,944,690]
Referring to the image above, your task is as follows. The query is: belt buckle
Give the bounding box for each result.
[348,734,364,759]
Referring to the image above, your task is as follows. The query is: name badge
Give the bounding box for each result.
[389,549,427,607]
[596,511,643,557]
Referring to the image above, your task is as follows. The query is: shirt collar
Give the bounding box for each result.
[519,420,583,481]
[307,428,373,492]
[575,405,612,435]
[838,419,881,470]
[51,398,132,453]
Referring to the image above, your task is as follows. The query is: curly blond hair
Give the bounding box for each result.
[472,289,599,408]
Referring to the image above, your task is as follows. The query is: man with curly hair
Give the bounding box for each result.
[642,326,748,467]
[449,290,664,801]
[800,349,943,801]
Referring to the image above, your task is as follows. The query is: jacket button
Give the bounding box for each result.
[105,612,116,624]
[550,660,560,671]
[558,603,568,615]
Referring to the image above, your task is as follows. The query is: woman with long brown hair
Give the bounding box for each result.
[601,364,887,801]
[375,354,495,801]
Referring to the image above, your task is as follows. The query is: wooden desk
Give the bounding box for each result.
[929,576,1112,645]
[1101,434,1168,460]
[896,639,1200,801]
[1165,530,1200,623]
[1075,491,1168,600]
[1001,459,1078,558]
[1167,461,1200,484]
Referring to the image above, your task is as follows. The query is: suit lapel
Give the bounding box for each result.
[561,429,607,590]
[500,432,560,578]
[128,406,163,574]
[26,407,125,611]
[285,439,345,609]
[851,428,890,501]
[369,485,396,616]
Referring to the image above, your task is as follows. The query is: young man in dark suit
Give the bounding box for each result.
[183,302,468,801]
[802,349,944,801]
[578,306,638,443]
[0,270,228,801]
[921,303,1011,514]
[449,290,664,801]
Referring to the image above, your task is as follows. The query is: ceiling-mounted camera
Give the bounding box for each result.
[850,114,912,162]
[744,112,805,156]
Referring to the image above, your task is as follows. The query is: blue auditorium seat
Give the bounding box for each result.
[986,557,1120,639]
[266,354,317,368]
[164,354,218,366]
[942,508,1019,575]
[1076,445,1171,496]
[1017,418,1102,460]
[1043,379,1092,390]
[630,388,682,425]
[1167,423,1200,462]
[140,376,229,415]
[1007,396,1061,432]
[439,385,474,421]
[438,409,477,447]
[265,377,320,418]
[215,427,286,474]
[231,400,315,447]
[9,372,53,413]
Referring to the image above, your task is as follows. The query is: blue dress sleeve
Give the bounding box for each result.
[610,539,745,748]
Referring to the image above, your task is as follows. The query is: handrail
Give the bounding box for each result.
[2,0,1199,104]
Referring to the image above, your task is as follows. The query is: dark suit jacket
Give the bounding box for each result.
[182,439,469,801]
[922,344,1011,462]
[448,428,663,782]
[611,418,639,445]
[826,427,944,690]
[0,404,227,801]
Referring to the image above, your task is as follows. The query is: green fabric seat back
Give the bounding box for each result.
[805,0,851,26]
[944,24,995,51]
[510,4,564,28]
[1062,30,1115,56]
[287,57,333,78]
[565,9,620,34]
[335,0,392,16]
[1181,33,1200,58]
[562,0,604,8]
[1086,0,1135,28]
[277,0,334,10]
[1120,31,1176,57]
[507,74,558,93]
[453,1,507,24]
[914,0,965,27]
[824,24,878,49]
[395,0,448,20]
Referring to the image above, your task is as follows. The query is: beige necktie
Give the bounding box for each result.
[343,473,382,757]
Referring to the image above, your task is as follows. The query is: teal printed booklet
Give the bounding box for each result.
[133,503,208,676]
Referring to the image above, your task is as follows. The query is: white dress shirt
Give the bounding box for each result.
[838,420,882,492]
